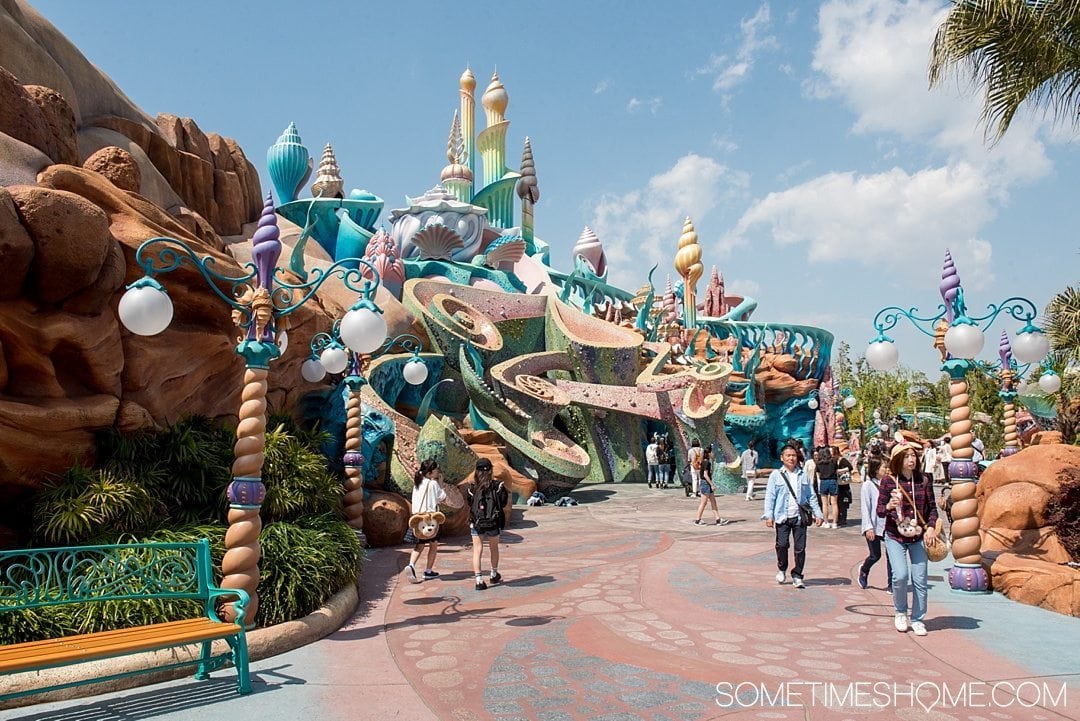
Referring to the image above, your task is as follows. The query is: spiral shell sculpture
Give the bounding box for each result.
[516,136,539,203]
[222,367,269,622]
[312,143,345,199]
[939,249,961,321]
[674,217,703,327]
[999,331,1020,452]
[267,123,312,205]
[342,389,365,538]
[572,226,607,277]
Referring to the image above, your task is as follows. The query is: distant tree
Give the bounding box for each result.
[1045,284,1080,441]
[929,0,1080,141]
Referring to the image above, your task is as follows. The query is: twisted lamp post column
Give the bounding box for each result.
[118,193,389,624]
[302,330,428,547]
[866,249,1050,593]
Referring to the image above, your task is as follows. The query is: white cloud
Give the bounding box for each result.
[722,164,995,285]
[696,3,779,92]
[590,154,749,289]
[594,79,609,94]
[627,96,662,114]
[810,0,1052,182]
[711,133,739,153]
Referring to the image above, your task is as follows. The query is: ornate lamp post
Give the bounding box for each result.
[865,250,1050,593]
[117,194,388,623]
[303,327,427,546]
[971,331,1055,458]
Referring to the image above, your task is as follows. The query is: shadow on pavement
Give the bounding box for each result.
[12,666,302,721]
[568,489,616,504]
[926,615,981,631]
[802,576,851,587]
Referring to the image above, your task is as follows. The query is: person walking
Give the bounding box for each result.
[836,446,854,527]
[645,435,661,488]
[404,459,448,583]
[687,439,704,497]
[694,448,730,525]
[742,441,760,501]
[815,447,839,528]
[858,457,892,590]
[877,443,940,636]
[467,458,509,591]
[762,444,824,589]
[657,438,671,489]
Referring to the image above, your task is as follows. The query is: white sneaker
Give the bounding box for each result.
[792,577,805,589]
[775,570,785,584]
[911,621,927,636]
[894,613,909,632]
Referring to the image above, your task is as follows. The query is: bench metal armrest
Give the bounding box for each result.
[206,587,250,627]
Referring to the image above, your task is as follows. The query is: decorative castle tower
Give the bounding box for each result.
[441,110,473,204]
[516,137,539,252]
[459,67,477,198]
[479,71,509,187]
[473,71,519,229]
[674,217,703,328]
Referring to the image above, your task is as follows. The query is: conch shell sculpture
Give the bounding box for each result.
[312,143,345,199]
[572,226,607,277]
[674,217,703,327]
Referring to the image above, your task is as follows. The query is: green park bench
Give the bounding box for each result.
[0,539,251,702]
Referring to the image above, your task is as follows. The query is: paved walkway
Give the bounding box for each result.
[9,484,1079,721]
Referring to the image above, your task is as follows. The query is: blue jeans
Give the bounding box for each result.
[647,463,660,484]
[658,465,670,485]
[884,537,928,621]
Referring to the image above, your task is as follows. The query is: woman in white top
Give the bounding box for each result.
[404,459,448,583]
[858,457,892,590]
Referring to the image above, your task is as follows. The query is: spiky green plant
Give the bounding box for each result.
[33,465,161,545]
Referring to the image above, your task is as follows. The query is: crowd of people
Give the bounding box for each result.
[404,430,954,635]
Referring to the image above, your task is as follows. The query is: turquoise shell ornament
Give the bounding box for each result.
[267,123,312,205]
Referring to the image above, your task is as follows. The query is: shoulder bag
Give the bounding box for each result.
[780,470,815,526]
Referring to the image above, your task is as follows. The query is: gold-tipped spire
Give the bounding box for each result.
[674,216,704,327]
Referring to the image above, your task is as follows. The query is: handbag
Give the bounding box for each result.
[407,479,445,542]
[780,471,815,526]
[894,478,950,561]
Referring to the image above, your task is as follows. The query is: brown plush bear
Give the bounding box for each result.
[409,511,445,541]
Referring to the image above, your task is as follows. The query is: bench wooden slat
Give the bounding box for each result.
[0,619,241,674]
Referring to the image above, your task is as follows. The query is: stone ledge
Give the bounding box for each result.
[0,581,359,711]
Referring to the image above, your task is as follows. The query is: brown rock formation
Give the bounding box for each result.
[0,187,33,300]
[0,68,77,166]
[83,146,141,192]
[979,444,1080,616]
[362,490,410,548]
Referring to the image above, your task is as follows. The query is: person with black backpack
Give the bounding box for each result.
[468,458,509,591]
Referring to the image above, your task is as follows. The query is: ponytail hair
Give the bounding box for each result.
[414,458,439,487]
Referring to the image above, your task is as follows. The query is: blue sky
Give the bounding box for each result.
[31,0,1078,374]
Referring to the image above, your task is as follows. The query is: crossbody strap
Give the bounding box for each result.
[894,476,926,527]
[780,470,800,500]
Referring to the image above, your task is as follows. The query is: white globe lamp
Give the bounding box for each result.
[843,395,857,409]
[808,397,819,410]
[301,357,326,383]
[1039,372,1062,394]
[118,280,173,336]
[320,345,349,375]
[340,306,388,354]
[403,358,429,385]
[277,330,289,355]
[866,340,899,372]
[944,322,985,360]
[1012,328,1050,365]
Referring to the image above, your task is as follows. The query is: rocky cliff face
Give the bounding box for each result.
[0,1,360,533]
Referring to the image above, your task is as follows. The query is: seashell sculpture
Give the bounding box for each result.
[674,216,704,326]
[413,222,466,260]
[312,143,345,199]
[483,234,526,268]
[572,226,607,277]
[516,137,539,203]
[441,110,472,184]
[998,329,1012,368]
[363,228,405,297]
[267,122,312,205]
[662,275,678,324]
[939,249,961,321]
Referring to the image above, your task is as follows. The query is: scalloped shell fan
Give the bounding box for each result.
[484,235,526,267]
[413,223,465,260]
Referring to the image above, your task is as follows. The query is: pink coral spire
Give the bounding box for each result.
[998,329,1012,368]
[939,249,961,322]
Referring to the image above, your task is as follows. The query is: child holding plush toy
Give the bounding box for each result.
[404,459,448,584]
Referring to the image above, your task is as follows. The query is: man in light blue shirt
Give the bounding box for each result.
[762,444,823,588]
